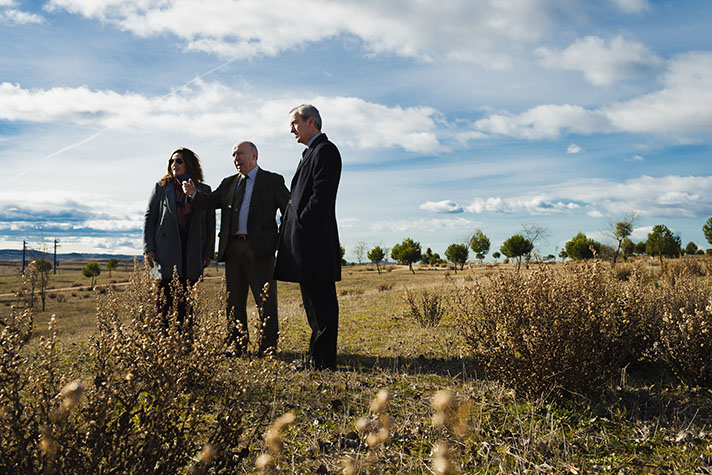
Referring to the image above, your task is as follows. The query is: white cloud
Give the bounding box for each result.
[474,104,611,140]
[567,143,583,154]
[370,217,479,234]
[547,175,712,218]
[465,196,580,215]
[611,0,650,14]
[472,51,712,139]
[0,81,443,153]
[458,175,712,219]
[1,1,44,24]
[419,200,463,214]
[624,154,644,162]
[536,35,664,86]
[604,52,712,135]
[46,0,556,66]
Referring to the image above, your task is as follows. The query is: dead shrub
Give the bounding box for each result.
[658,267,712,386]
[403,288,447,328]
[453,261,655,396]
[378,282,394,292]
[0,263,244,474]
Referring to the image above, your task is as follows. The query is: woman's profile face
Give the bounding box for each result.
[169,152,187,177]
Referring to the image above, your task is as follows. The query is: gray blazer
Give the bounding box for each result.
[143,181,216,282]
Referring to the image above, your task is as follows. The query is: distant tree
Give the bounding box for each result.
[622,237,635,259]
[704,217,712,247]
[492,251,501,261]
[367,246,386,275]
[353,241,367,265]
[646,224,681,266]
[445,243,469,272]
[634,241,647,255]
[558,249,567,261]
[605,212,638,266]
[430,252,445,266]
[340,245,347,266]
[546,254,556,261]
[106,257,119,277]
[82,262,101,288]
[565,232,601,260]
[391,238,422,274]
[500,234,533,271]
[469,229,490,263]
[421,248,435,266]
[698,249,706,255]
[685,241,698,256]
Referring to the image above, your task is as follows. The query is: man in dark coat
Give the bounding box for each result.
[183,141,289,355]
[274,104,342,370]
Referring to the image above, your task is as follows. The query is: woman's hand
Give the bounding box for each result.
[145,250,156,268]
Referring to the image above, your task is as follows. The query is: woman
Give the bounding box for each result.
[143,147,215,324]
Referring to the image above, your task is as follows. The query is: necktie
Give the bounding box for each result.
[232,175,247,235]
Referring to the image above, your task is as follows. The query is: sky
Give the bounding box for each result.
[1,0,711,261]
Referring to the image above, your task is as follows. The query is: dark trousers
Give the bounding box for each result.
[300,282,338,369]
[225,237,279,354]
[156,278,191,331]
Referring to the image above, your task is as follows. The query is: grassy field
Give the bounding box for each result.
[2,259,712,473]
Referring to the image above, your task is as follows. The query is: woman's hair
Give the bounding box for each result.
[159,147,204,185]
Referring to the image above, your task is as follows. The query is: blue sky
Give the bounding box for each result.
[1,0,710,260]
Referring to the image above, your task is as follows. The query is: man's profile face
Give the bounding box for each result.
[232,142,257,175]
[290,111,316,145]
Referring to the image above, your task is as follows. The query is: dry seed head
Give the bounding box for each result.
[341,456,358,475]
[370,388,390,414]
[38,426,58,456]
[264,430,283,453]
[431,440,455,475]
[273,411,295,431]
[198,444,217,465]
[366,431,381,448]
[432,389,454,412]
[379,413,393,430]
[60,380,84,411]
[376,427,390,444]
[355,416,371,433]
[255,453,275,472]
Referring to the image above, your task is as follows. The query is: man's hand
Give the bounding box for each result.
[182,178,195,197]
[145,250,156,268]
[202,257,211,268]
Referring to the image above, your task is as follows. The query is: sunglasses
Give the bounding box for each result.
[169,158,184,165]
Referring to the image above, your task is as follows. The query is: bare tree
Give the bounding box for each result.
[353,241,367,265]
[521,223,549,267]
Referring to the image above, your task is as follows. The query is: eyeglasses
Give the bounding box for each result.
[169,158,184,165]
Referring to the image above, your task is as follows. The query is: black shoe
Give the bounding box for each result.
[292,359,314,371]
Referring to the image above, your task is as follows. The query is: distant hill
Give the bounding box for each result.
[0,249,140,261]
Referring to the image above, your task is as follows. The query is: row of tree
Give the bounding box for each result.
[350,216,712,273]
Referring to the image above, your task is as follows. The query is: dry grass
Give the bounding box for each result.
[1,258,712,473]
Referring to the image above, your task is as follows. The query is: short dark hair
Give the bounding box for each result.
[290,104,322,130]
[160,147,204,185]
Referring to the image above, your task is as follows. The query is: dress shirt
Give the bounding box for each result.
[236,165,259,235]
[306,132,323,148]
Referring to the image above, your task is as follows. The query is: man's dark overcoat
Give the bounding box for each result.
[274,133,341,283]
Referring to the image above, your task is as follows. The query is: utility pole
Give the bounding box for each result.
[22,240,26,274]
[54,239,59,274]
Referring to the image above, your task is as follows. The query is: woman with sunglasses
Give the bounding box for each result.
[143,147,216,327]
